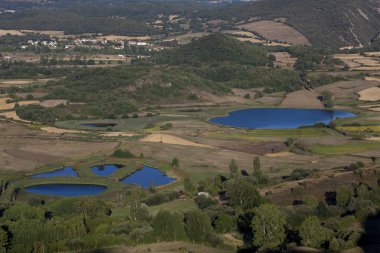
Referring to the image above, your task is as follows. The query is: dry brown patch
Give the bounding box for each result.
[40,127,86,134]
[164,32,210,44]
[101,132,137,137]
[39,99,68,107]
[237,20,311,45]
[281,89,323,108]
[314,80,379,100]
[272,52,296,68]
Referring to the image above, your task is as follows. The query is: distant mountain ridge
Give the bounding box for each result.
[223,0,380,48]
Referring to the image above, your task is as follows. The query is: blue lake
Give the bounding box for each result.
[209,108,357,129]
[30,166,79,178]
[25,184,107,197]
[91,164,121,176]
[120,165,176,188]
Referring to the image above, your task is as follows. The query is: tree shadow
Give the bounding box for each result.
[358,212,380,253]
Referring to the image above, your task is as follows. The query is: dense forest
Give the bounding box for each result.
[1,0,379,47]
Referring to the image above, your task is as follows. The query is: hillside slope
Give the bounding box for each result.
[223,0,380,48]
[154,33,270,66]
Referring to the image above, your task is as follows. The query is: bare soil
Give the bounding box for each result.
[237,20,311,45]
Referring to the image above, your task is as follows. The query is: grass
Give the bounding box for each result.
[310,141,380,155]
[148,198,197,215]
[336,125,380,132]
[207,128,338,140]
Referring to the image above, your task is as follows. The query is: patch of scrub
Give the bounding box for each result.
[25,184,107,197]
[30,166,78,178]
[91,164,122,176]
[209,108,356,129]
[120,165,176,188]
[80,122,118,128]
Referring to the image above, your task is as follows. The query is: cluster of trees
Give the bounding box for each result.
[179,158,380,252]
[0,154,377,253]
[153,33,270,66]
[39,55,97,66]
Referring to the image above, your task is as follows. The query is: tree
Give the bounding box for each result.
[185,209,212,243]
[152,211,186,242]
[183,177,195,195]
[215,213,234,234]
[229,159,238,178]
[336,186,352,208]
[252,204,287,249]
[226,178,264,210]
[129,190,140,221]
[171,158,179,168]
[299,216,327,248]
[321,90,333,108]
[0,228,7,253]
[253,156,261,172]
[303,195,318,207]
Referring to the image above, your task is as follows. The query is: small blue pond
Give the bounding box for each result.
[209,108,357,129]
[91,164,121,176]
[121,165,176,188]
[25,184,107,197]
[30,166,79,178]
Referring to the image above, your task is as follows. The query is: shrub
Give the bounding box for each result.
[112,148,136,158]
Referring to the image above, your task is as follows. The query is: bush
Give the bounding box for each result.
[142,191,180,206]
[112,148,136,158]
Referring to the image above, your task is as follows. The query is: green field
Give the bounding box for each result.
[310,141,380,155]
[207,127,339,141]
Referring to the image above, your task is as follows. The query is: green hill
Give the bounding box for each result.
[153,33,270,66]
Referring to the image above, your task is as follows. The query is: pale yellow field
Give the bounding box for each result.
[0,111,30,122]
[0,98,39,110]
[264,151,294,158]
[364,76,380,82]
[140,134,212,148]
[358,87,380,101]
[0,29,24,36]
[20,30,65,37]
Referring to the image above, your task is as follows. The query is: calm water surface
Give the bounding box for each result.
[91,164,121,176]
[30,166,78,178]
[25,184,107,197]
[121,165,176,188]
[209,108,356,129]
